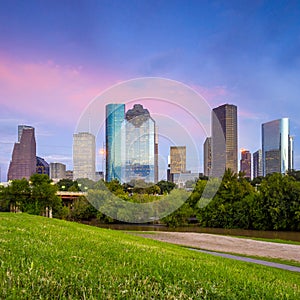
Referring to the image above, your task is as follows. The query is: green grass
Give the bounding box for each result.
[0,213,299,299]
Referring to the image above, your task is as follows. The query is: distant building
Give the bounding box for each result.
[172,172,199,189]
[18,125,33,142]
[65,170,73,180]
[170,146,186,174]
[8,126,36,180]
[105,104,125,182]
[240,149,251,179]
[36,156,49,176]
[253,150,262,178]
[73,132,96,180]
[122,104,158,183]
[211,104,238,177]
[50,163,66,180]
[262,118,293,176]
[203,137,212,177]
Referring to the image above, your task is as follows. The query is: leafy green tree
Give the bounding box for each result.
[4,179,31,212]
[28,174,61,216]
[57,179,80,191]
[156,180,176,194]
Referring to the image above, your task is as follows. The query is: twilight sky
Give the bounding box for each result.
[1,0,300,181]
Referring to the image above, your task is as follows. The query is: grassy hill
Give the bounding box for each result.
[0,213,299,299]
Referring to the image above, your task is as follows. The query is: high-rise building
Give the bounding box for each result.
[73,132,96,180]
[105,104,125,182]
[122,104,158,183]
[253,149,263,178]
[240,149,251,179]
[50,162,66,180]
[262,118,293,176]
[18,125,33,142]
[8,126,36,180]
[211,104,238,177]
[36,156,49,176]
[203,137,212,177]
[170,146,186,174]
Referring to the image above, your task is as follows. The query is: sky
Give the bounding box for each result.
[1,0,300,181]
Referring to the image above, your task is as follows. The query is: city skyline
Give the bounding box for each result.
[1,1,300,181]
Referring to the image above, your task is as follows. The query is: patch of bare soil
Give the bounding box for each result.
[137,232,300,262]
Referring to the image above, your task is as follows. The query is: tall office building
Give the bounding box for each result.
[18,125,33,142]
[203,137,212,177]
[50,162,66,180]
[253,149,262,178]
[73,132,96,180]
[105,104,125,182]
[8,126,36,180]
[262,118,293,176]
[170,146,186,174]
[240,149,251,179]
[211,104,238,177]
[122,104,158,183]
[36,156,49,176]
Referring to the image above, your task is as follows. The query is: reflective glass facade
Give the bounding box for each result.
[121,104,156,183]
[262,118,293,176]
[105,104,125,182]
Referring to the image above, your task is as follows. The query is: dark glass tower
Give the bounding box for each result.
[211,104,238,177]
[8,126,36,180]
[262,118,293,176]
[105,104,125,182]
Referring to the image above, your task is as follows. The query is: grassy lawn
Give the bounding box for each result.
[0,213,299,299]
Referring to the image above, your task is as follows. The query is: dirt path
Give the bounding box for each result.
[137,232,300,262]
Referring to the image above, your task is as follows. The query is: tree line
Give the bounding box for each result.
[1,171,300,231]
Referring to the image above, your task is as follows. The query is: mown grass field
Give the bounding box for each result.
[0,213,299,299]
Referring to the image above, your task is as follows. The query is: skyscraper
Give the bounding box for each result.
[170,146,186,174]
[73,132,96,180]
[203,137,212,177]
[211,104,238,177]
[262,118,293,176]
[105,104,125,182]
[122,104,158,183]
[253,149,263,178]
[240,149,251,179]
[8,126,36,180]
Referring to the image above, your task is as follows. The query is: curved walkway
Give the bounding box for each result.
[136,232,300,272]
[189,248,300,272]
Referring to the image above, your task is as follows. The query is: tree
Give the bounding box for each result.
[57,179,80,191]
[28,174,61,216]
[156,180,176,194]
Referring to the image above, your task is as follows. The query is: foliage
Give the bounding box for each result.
[56,179,80,191]
[198,171,300,231]
[156,180,176,194]
[0,175,62,217]
[1,213,299,299]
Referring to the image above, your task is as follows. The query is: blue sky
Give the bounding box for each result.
[1,0,300,181]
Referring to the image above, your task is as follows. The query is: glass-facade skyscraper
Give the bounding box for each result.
[211,104,238,177]
[253,149,262,178]
[121,104,158,183]
[105,104,125,182]
[262,118,293,176]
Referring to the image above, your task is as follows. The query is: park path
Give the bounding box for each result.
[135,232,300,270]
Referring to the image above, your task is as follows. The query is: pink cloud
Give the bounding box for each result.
[0,53,119,126]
